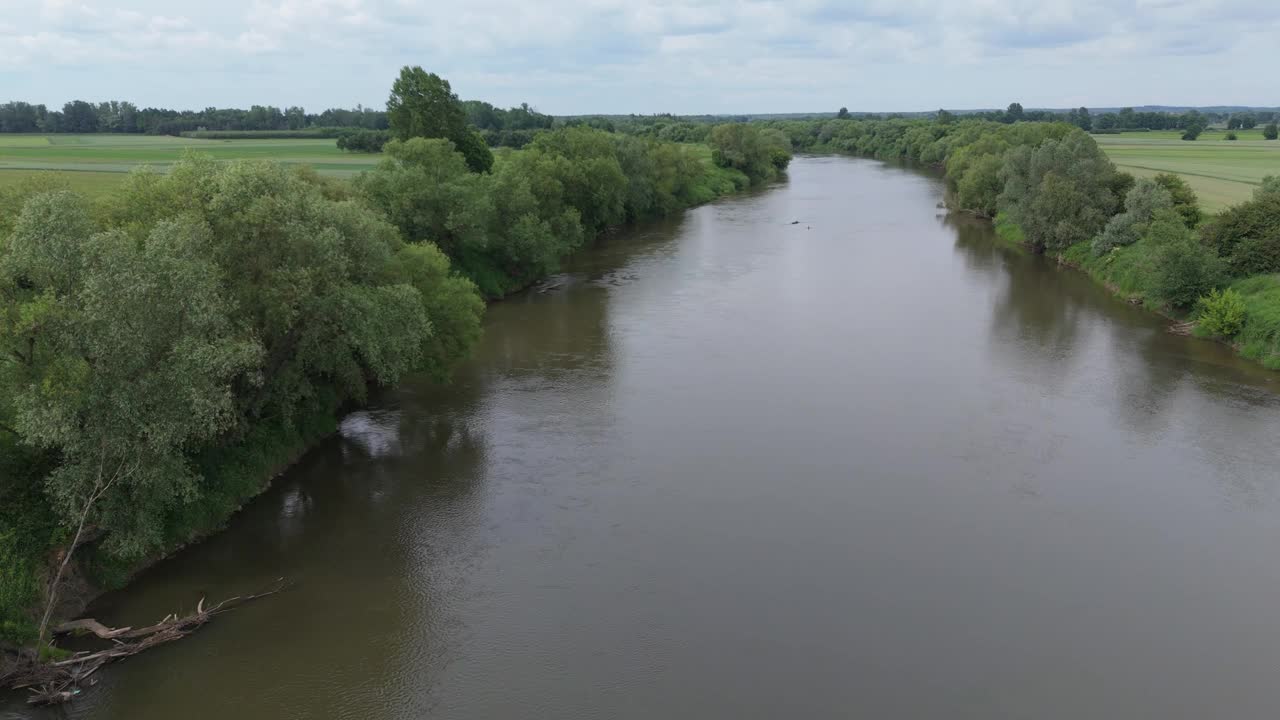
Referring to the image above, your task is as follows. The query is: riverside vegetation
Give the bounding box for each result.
[757,115,1280,367]
[0,66,791,671]
[5,77,1278,684]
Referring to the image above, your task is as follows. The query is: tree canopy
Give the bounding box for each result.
[387,66,493,172]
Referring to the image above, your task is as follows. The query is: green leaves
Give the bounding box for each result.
[998,131,1120,252]
[709,123,793,185]
[0,154,487,560]
[387,66,493,173]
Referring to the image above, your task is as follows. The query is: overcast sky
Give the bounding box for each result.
[1,0,1277,115]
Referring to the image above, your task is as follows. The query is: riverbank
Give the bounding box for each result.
[0,132,780,667]
[12,155,1280,719]
[768,116,1280,371]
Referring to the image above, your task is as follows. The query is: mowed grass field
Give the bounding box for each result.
[0,134,383,196]
[1096,130,1280,212]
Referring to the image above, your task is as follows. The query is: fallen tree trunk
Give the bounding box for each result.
[6,578,288,706]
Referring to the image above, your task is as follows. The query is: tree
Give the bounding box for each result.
[837,107,851,120]
[1004,102,1024,124]
[1092,179,1172,255]
[1153,172,1202,227]
[60,101,98,133]
[709,123,793,184]
[1199,176,1280,274]
[1240,114,1258,130]
[936,109,955,125]
[386,66,493,172]
[1181,124,1203,141]
[355,138,494,259]
[1068,106,1092,131]
[1264,123,1278,140]
[1145,209,1225,308]
[2,194,261,645]
[997,131,1120,252]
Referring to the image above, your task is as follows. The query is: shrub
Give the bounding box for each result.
[336,128,390,153]
[1146,209,1225,308]
[1092,178,1172,255]
[1196,288,1247,338]
[1225,131,1239,141]
[1153,172,1202,227]
[1200,176,1280,274]
[1230,275,1280,367]
[1265,123,1279,141]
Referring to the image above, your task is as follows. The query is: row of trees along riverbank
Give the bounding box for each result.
[764,116,1280,366]
[0,66,792,673]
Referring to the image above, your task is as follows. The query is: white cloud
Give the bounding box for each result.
[0,0,1277,112]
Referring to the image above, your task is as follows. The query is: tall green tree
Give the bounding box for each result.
[998,130,1120,252]
[386,66,493,173]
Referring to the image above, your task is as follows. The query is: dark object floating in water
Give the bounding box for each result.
[790,220,800,225]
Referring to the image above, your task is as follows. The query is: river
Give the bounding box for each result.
[8,155,1280,718]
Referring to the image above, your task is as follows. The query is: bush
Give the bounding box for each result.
[1230,275,1280,367]
[1265,123,1279,141]
[1091,178,1172,255]
[1225,131,1238,141]
[1200,176,1280,274]
[336,128,390,153]
[1153,173,1201,227]
[1195,288,1247,338]
[709,123,792,184]
[1146,209,1225,308]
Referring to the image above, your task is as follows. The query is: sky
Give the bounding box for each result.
[1,0,1277,115]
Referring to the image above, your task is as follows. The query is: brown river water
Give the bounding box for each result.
[7,155,1280,718]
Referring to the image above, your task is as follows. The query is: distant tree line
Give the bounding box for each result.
[0,100,389,135]
[568,104,1279,141]
[0,97,560,141]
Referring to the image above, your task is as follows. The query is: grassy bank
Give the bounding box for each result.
[994,213,1280,370]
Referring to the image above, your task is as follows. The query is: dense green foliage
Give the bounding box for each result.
[0,71,767,647]
[1092,179,1173,255]
[387,67,493,173]
[336,129,392,153]
[708,124,792,184]
[0,157,486,644]
[0,100,387,136]
[1200,177,1280,275]
[1195,288,1247,338]
[1153,173,1202,228]
[769,114,1279,365]
[358,126,757,297]
[1265,123,1279,141]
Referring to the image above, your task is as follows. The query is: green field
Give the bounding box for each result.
[0,134,382,196]
[1095,130,1280,212]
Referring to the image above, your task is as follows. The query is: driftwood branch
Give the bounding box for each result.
[35,457,128,651]
[51,619,133,640]
[8,578,288,706]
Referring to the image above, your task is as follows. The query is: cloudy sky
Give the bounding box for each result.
[1,0,1277,114]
